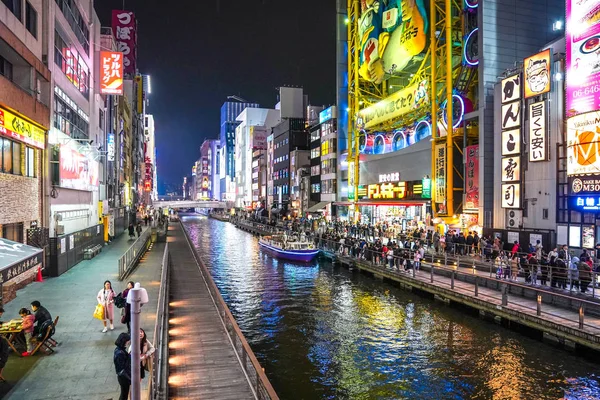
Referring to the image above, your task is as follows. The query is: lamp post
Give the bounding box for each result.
[126,282,149,400]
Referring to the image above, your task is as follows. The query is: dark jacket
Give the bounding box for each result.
[114,347,131,381]
[578,262,592,282]
[34,306,52,326]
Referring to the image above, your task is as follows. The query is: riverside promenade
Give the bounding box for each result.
[0,226,164,400]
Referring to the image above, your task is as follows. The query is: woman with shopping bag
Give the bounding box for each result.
[97,280,116,332]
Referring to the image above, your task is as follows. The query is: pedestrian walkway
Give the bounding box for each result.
[0,226,164,400]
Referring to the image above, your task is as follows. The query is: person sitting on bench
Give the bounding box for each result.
[30,301,52,337]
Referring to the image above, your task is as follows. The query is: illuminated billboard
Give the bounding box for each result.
[358,0,428,84]
[523,49,551,98]
[59,145,99,191]
[567,111,600,176]
[99,51,123,95]
[112,10,137,76]
[566,0,600,116]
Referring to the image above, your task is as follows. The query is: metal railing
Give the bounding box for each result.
[316,237,600,334]
[118,229,152,280]
[180,221,279,400]
[148,243,170,400]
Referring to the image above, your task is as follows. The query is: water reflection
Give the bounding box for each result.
[183,215,600,400]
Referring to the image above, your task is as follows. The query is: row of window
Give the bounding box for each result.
[275,154,288,164]
[321,159,336,175]
[54,0,89,54]
[273,185,289,195]
[0,55,13,80]
[321,179,337,194]
[275,138,289,149]
[311,183,321,193]
[2,0,37,38]
[311,129,320,142]
[1,222,24,243]
[54,93,89,139]
[311,147,320,158]
[0,137,36,177]
[311,165,320,176]
[274,168,289,180]
[54,30,90,97]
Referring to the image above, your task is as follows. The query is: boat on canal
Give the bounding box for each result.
[259,232,319,263]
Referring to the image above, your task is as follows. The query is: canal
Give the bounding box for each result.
[182,215,600,400]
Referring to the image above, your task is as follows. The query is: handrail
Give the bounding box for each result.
[118,228,152,281]
[179,221,279,400]
[148,243,170,400]
[316,237,600,333]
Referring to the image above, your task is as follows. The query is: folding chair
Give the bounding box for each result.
[46,317,59,348]
[30,317,58,356]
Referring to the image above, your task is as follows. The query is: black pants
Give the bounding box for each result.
[118,375,130,400]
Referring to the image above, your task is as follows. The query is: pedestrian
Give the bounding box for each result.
[121,281,134,333]
[19,308,35,356]
[114,332,132,400]
[578,258,592,293]
[129,328,155,381]
[0,335,9,381]
[413,248,422,271]
[128,223,135,239]
[30,300,52,337]
[511,254,519,281]
[136,223,142,238]
[97,280,116,332]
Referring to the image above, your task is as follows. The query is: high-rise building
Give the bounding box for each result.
[219,99,259,200]
[309,106,337,219]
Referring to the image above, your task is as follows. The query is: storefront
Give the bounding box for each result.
[0,237,43,303]
[0,105,46,244]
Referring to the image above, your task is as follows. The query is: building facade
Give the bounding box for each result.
[309,106,337,218]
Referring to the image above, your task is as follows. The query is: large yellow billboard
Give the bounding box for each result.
[0,106,45,149]
[358,0,429,84]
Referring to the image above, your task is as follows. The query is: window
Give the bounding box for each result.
[25,2,37,37]
[2,138,13,173]
[0,55,13,81]
[1,222,24,243]
[311,183,321,193]
[54,0,89,53]
[321,140,330,156]
[25,146,35,177]
[0,138,34,176]
[99,109,105,131]
[54,93,89,139]
[54,30,90,97]
[2,0,22,20]
[12,141,21,175]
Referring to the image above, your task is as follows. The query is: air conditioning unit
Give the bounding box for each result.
[506,209,522,229]
[55,225,65,235]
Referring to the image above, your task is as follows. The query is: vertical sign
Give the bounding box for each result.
[500,74,522,209]
[112,10,137,76]
[465,145,479,210]
[99,51,123,95]
[566,0,600,116]
[434,143,446,204]
[529,100,547,161]
[107,133,115,161]
[523,49,551,99]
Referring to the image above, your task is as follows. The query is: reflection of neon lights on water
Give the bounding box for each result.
[463,28,479,66]
[442,95,466,128]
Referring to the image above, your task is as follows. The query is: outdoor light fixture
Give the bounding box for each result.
[344,18,349,24]
[554,72,563,81]
[552,20,563,31]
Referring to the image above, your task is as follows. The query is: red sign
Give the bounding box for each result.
[59,145,99,191]
[144,179,151,192]
[465,145,479,210]
[100,51,123,94]
[112,10,137,76]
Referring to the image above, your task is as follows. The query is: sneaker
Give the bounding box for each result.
[102,327,108,333]
[21,352,30,357]
[110,324,114,330]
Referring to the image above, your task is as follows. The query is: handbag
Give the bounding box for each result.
[93,304,105,320]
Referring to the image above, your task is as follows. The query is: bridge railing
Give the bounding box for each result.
[118,228,152,280]
[180,221,279,400]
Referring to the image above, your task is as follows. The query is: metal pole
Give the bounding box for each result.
[474,277,478,297]
[451,270,455,289]
[430,0,437,219]
[536,293,542,316]
[445,0,454,217]
[430,264,434,283]
[130,285,142,400]
[579,303,584,330]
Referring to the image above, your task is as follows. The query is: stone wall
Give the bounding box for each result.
[0,173,41,227]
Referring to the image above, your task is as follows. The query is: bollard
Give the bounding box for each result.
[536,293,542,316]
[430,265,434,283]
[579,303,585,330]
[474,277,479,297]
[502,285,508,306]
[451,270,455,289]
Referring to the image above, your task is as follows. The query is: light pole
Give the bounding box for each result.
[126,282,149,400]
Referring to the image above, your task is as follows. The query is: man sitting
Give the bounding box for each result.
[30,301,52,337]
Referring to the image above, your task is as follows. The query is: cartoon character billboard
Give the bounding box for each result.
[523,49,551,98]
[358,0,429,84]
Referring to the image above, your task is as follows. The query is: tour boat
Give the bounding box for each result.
[259,234,319,263]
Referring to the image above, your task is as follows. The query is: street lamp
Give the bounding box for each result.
[126,282,149,400]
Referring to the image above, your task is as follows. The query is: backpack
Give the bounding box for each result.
[36,319,55,341]
[114,293,127,309]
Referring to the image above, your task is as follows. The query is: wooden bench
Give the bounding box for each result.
[83,244,103,260]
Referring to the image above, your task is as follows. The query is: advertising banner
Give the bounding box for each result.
[569,175,600,195]
[528,100,547,161]
[112,10,137,76]
[434,143,446,204]
[0,107,45,149]
[357,81,429,129]
[107,133,115,161]
[524,49,551,98]
[99,51,123,95]
[566,0,600,116]
[59,145,99,191]
[250,126,267,150]
[465,145,479,210]
[566,111,600,175]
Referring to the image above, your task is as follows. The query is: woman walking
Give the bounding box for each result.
[121,281,134,333]
[98,280,116,332]
[113,332,131,400]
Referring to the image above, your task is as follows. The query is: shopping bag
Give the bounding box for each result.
[93,304,105,320]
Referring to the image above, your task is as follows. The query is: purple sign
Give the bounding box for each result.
[566,0,600,117]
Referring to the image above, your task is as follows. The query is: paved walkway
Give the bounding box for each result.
[0,227,165,400]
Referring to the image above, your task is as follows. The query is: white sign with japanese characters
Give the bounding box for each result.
[379,172,400,183]
[501,156,521,182]
[502,183,521,208]
[529,100,547,161]
[502,129,521,156]
[501,74,521,104]
[501,101,521,130]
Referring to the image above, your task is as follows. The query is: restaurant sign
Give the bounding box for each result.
[357,181,428,201]
[0,107,45,149]
[0,238,42,284]
[569,175,600,195]
[528,100,547,161]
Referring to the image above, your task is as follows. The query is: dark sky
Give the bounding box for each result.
[94,0,336,192]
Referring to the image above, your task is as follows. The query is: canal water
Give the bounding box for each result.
[182,215,600,400]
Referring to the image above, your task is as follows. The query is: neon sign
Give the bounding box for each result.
[571,195,600,211]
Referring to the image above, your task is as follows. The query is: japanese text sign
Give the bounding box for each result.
[501,74,521,104]
[99,51,123,95]
[566,0,600,117]
[524,49,551,99]
[379,172,400,183]
[567,111,600,176]
[569,176,600,196]
[501,156,521,182]
[0,107,45,149]
[502,183,521,208]
[570,195,600,211]
[112,10,137,76]
[502,129,521,156]
[434,143,446,204]
[465,145,479,210]
[501,101,521,130]
[529,100,547,161]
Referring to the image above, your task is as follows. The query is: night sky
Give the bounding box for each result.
[94,0,337,193]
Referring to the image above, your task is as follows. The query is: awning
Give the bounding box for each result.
[308,202,330,213]
[0,238,43,284]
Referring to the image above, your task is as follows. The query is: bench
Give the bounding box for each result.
[83,244,103,260]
